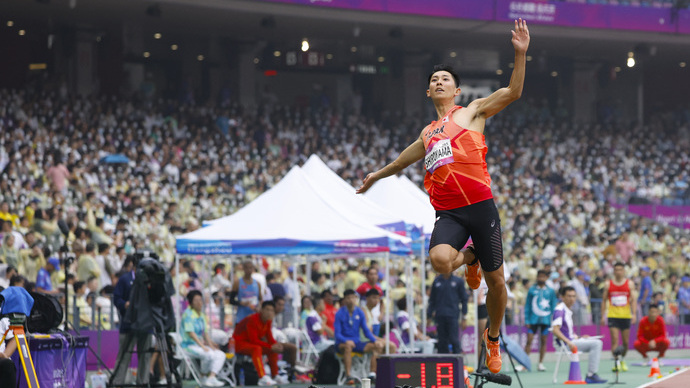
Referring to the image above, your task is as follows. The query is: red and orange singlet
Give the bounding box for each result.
[422,106,493,211]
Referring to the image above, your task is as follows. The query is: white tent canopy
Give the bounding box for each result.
[301,154,408,235]
[364,175,436,236]
[176,166,410,256]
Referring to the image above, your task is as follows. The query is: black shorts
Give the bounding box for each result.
[608,318,631,330]
[429,199,504,272]
[478,304,488,320]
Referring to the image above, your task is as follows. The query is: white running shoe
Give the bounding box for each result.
[538,363,546,371]
[274,374,289,384]
[258,375,277,386]
[204,376,224,387]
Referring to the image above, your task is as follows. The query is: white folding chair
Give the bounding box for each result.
[336,351,370,385]
[299,329,321,367]
[391,328,413,354]
[169,332,204,386]
[552,339,572,384]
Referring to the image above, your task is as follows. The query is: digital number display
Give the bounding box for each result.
[393,361,455,388]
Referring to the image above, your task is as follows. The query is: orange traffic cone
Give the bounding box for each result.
[564,347,586,384]
[648,358,662,378]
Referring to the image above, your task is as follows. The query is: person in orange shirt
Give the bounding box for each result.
[232,301,287,386]
[634,304,670,363]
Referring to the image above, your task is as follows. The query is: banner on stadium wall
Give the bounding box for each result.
[494,0,678,33]
[257,0,494,20]
[459,325,690,353]
[622,205,690,229]
[257,0,690,34]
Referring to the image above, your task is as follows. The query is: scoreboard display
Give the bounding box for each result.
[376,354,464,388]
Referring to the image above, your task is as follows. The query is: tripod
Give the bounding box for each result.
[1,314,40,388]
[107,328,180,388]
[473,333,521,388]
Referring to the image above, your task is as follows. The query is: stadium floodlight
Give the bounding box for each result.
[627,52,635,68]
[301,39,309,52]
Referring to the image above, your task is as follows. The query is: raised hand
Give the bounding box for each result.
[356,172,378,194]
[511,18,530,54]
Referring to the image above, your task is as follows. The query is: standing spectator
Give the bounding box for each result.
[45,152,71,194]
[634,304,670,364]
[335,289,384,385]
[569,270,590,328]
[552,286,607,384]
[211,263,232,295]
[180,290,226,387]
[283,266,300,326]
[638,266,653,316]
[523,270,558,371]
[589,276,605,326]
[356,267,382,299]
[427,273,468,354]
[679,275,690,325]
[266,272,286,302]
[231,260,262,323]
[233,301,289,386]
[615,232,635,264]
[77,243,101,287]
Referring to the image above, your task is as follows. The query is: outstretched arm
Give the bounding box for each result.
[356,132,426,194]
[471,18,530,119]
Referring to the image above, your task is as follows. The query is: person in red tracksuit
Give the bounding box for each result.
[233,301,286,386]
[634,304,670,363]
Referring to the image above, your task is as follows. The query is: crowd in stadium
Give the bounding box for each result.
[1,84,690,384]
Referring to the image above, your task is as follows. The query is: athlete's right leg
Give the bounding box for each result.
[539,333,548,363]
[429,244,474,274]
[484,265,507,339]
[609,326,620,358]
[428,212,471,274]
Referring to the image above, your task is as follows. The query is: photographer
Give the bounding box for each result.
[0,316,17,386]
[111,254,150,385]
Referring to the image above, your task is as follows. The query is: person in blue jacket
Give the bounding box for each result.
[523,269,559,371]
[335,289,385,384]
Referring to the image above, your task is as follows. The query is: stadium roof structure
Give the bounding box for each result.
[176,165,410,256]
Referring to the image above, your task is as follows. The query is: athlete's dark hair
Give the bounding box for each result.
[613,262,625,268]
[560,286,576,296]
[648,304,659,310]
[428,64,460,88]
[537,269,548,277]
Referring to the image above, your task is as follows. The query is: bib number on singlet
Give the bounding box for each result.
[424,139,454,174]
[611,295,628,307]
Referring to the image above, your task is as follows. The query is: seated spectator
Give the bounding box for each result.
[270,296,298,380]
[299,295,314,329]
[321,290,338,336]
[10,275,25,288]
[36,257,61,295]
[315,296,335,340]
[335,289,384,384]
[634,304,670,363]
[305,296,335,353]
[233,301,288,386]
[0,266,17,289]
[552,286,606,384]
[362,288,382,337]
[356,267,382,299]
[180,290,225,387]
[396,298,435,354]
